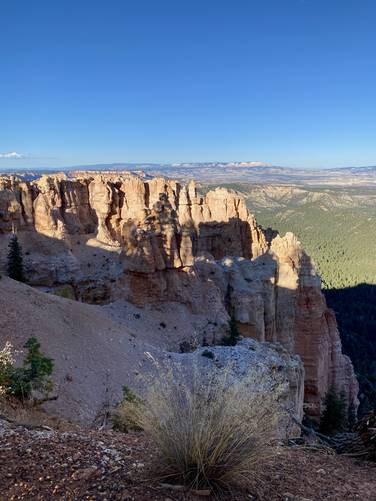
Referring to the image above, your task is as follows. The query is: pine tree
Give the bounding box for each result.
[7,234,25,282]
[319,385,348,436]
[222,314,240,346]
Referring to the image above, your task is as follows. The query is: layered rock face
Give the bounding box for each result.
[0,173,358,418]
[0,278,304,432]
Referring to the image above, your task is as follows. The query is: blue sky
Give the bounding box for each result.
[1,0,376,169]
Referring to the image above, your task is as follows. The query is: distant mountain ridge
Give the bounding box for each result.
[2,162,376,186]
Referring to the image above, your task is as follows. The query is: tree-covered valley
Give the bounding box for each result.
[207,182,376,415]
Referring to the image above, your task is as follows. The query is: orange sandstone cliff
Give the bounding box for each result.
[0,173,358,419]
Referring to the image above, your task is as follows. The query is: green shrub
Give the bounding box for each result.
[201,349,215,359]
[121,384,138,403]
[53,285,75,300]
[112,385,143,432]
[0,338,54,403]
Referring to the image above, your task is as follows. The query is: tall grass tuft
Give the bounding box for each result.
[126,365,283,492]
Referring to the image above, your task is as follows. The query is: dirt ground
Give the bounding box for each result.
[0,417,375,501]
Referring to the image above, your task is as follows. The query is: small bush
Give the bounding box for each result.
[0,342,15,397]
[179,339,199,353]
[53,285,75,300]
[112,385,143,432]
[0,338,54,403]
[201,349,215,359]
[126,367,282,492]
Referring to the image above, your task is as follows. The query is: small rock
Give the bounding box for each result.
[71,466,98,480]
[191,489,211,497]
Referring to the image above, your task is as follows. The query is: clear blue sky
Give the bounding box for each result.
[1,0,376,169]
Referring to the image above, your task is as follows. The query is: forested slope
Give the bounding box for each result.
[206,182,376,415]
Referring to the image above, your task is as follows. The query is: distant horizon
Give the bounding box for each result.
[1,160,376,173]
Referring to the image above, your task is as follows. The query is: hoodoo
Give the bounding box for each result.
[0,172,358,419]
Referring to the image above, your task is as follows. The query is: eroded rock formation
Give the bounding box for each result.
[0,173,358,419]
[0,277,305,432]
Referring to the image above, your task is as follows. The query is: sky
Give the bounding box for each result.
[1,0,376,169]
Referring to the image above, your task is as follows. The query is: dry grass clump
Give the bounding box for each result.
[53,285,76,300]
[0,396,72,431]
[111,385,143,433]
[126,366,284,492]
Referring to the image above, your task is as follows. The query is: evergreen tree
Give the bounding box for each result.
[7,234,25,282]
[222,315,240,346]
[24,337,54,387]
[319,385,348,436]
[9,337,54,402]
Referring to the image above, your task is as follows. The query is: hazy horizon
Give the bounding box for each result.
[1,160,376,174]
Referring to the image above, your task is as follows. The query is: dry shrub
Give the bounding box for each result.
[127,365,284,492]
[53,285,76,300]
[112,385,143,432]
[0,396,73,431]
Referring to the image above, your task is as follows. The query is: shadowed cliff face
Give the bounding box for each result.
[0,173,358,419]
[325,284,376,416]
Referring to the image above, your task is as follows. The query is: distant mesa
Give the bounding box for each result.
[226,161,272,168]
[2,162,376,187]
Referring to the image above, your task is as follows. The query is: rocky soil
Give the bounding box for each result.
[0,417,375,500]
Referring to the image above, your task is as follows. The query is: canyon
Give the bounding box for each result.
[0,172,358,422]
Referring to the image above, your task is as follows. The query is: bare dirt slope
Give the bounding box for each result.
[0,278,304,430]
[0,277,169,423]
